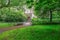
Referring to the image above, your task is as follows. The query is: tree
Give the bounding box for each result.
[0,0,27,22]
[0,0,60,22]
[33,0,60,22]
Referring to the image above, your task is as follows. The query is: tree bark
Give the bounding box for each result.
[49,10,52,23]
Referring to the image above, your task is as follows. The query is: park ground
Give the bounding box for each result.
[0,23,60,40]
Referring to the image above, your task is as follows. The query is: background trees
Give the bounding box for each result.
[34,0,60,22]
[0,0,27,22]
[0,0,60,23]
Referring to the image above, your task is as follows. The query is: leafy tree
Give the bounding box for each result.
[0,0,60,23]
[0,0,27,22]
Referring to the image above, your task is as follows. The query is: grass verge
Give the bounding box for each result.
[0,25,60,40]
[0,22,15,28]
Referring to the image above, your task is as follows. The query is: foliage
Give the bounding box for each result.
[25,0,60,22]
[32,18,50,25]
[0,8,27,22]
[32,11,60,25]
[0,0,60,23]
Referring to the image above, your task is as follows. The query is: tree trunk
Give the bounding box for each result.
[49,10,52,23]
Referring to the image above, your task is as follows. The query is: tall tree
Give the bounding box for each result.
[33,0,60,22]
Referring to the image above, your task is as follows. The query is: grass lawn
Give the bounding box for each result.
[0,25,60,40]
[0,22,15,28]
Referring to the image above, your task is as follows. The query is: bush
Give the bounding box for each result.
[32,18,50,25]
[0,8,27,22]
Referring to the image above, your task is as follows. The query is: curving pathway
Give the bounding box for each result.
[0,22,31,33]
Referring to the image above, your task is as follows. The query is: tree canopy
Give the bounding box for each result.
[0,0,60,23]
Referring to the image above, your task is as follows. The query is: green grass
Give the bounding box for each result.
[0,22,15,28]
[0,25,60,40]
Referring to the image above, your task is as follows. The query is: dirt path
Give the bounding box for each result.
[0,24,30,33]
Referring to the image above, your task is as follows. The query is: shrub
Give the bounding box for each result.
[32,18,50,25]
[0,8,27,22]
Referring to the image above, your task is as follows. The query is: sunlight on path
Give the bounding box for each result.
[23,22,32,26]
